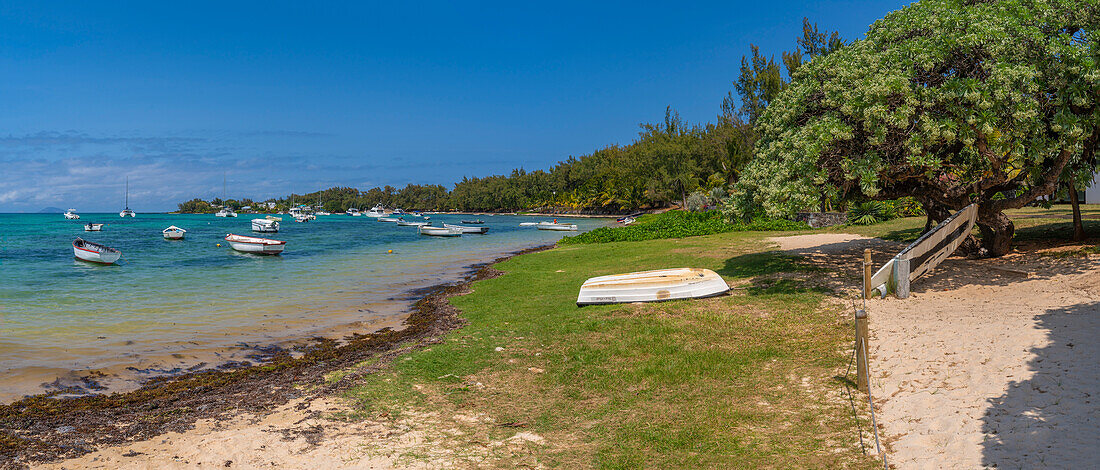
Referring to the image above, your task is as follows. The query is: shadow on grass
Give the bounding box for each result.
[718,252,811,279]
[1013,219,1100,242]
[877,226,923,243]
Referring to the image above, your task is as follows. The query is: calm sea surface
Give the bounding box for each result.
[0,212,604,401]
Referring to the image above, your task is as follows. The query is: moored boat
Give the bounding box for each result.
[443,223,489,234]
[64,209,80,220]
[419,225,462,237]
[163,226,186,239]
[73,238,122,264]
[346,208,361,216]
[396,219,429,227]
[224,233,286,255]
[365,203,385,218]
[378,217,399,222]
[119,177,136,217]
[460,219,484,224]
[251,218,279,233]
[536,222,577,231]
[84,223,104,231]
[215,207,238,217]
[576,268,729,306]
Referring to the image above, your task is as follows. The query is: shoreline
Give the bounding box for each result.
[0,244,554,468]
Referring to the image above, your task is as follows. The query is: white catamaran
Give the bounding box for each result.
[119,177,136,217]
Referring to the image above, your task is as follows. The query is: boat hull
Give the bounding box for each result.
[163,232,184,239]
[73,239,121,264]
[537,223,577,231]
[225,234,286,255]
[251,219,279,232]
[84,224,104,232]
[577,268,729,306]
[419,226,461,237]
[443,224,488,234]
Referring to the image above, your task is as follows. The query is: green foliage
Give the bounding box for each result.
[559,210,808,245]
[685,191,708,212]
[732,0,1100,233]
[176,198,215,213]
[847,201,892,225]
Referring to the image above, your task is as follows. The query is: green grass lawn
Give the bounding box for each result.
[338,232,881,468]
[332,207,1096,468]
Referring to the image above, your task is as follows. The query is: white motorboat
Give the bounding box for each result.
[346,208,361,216]
[73,238,121,264]
[460,219,484,224]
[576,268,729,306]
[119,177,136,217]
[84,223,104,231]
[536,223,577,231]
[378,217,400,222]
[443,223,489,234]
[64,209,80,220]
[163,225,186,239]
[215,207,238,217]
[251,218,279,233]
[365,203,385,218]
[315,211,331,216]
[265,215,283,221]
[397,219,429,227]
[419,225,462,237]
[392,208,406,216]
[519,222,542,226]
[224,233,286,255]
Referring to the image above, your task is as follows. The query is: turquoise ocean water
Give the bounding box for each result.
[0,212,603,401]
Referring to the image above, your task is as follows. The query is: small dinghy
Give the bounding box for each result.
[460,219,484,224]
[519,222,543,226]
[537,223,578,231]
[576,268,729,306]
[84,223,104,231]
[419,225,462,237]
[397,219,429,227]
[444,223,488,234]
[163,226,186,239]
[379,217,400,222]
[73,238,121,264]
[251,218,279,233]
[224,233,286,255]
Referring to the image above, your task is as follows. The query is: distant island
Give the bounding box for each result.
[37,207,65,213]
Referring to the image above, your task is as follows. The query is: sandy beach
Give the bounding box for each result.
[772,233,1100,469]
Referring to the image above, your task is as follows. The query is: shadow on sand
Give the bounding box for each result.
[980,301,1100,468]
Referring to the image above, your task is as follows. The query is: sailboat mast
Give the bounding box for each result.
[124,177,129,209]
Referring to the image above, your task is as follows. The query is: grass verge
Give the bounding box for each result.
[342,231,880,468]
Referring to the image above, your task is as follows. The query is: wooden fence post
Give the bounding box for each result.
[855,309,869,393]
[863,249,873,299]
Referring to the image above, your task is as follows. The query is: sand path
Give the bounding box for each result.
[771,233,1100,469]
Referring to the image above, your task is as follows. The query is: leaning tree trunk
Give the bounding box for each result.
[977,207,1015,257]
[1069,184,1086,241]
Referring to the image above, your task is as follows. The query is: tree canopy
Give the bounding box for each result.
[730,0,1099,255]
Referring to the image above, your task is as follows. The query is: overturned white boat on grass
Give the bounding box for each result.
[443,223,488,234]
[163,226,186,239]
[73,238,121,265]
[419,225,462,237]
[224,233,286,255]
[251,218,279,233]
[576,268,729,306]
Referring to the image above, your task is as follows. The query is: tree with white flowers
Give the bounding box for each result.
[730,0,1099,256]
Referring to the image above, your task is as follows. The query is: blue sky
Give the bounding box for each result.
[0,0,911,212]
